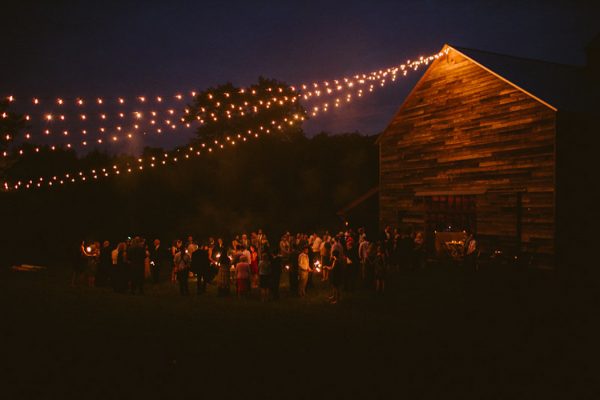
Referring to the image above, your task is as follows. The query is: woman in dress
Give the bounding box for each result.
[235,255,251,298]
[171,239,182,283]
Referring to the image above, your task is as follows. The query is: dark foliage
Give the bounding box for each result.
[0,132,378,267]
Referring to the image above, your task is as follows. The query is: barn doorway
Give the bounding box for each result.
[424,194,477,235]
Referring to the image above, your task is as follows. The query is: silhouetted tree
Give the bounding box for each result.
[183,77,307,144]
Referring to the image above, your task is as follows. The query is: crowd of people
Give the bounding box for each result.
[72,226,476,303]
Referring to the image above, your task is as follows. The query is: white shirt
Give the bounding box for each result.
[298,253,310,271]
[187,243,198,258]
[311,237,322,253]
[358,240,370,262]
[111,248,118,265]
[242,249,251,264]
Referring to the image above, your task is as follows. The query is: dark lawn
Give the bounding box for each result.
[0,265,595,399]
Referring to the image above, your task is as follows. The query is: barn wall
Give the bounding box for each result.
[379,48,556,257]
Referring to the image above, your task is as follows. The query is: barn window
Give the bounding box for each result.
[424,195,476,235]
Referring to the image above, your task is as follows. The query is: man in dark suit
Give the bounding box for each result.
[192,244,211,294]
[149,239,167,284]
[128,237,146,295]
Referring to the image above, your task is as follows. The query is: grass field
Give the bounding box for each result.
[0,264,595,399]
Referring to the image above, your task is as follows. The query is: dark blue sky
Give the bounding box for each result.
[1,0,597,150]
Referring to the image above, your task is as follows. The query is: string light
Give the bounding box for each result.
[2,112,301,190]
[1,51,447,153]
[1,93,305,156]
[68,96,289,123]
[1,48,449,185]
[3,94,300,146]
[4,49,446,115]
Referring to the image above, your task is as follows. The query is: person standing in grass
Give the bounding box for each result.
[258,251,272,302]
[344,234,357,292]
[71,241,87,287]
[192,244,211,294]
[113,242,129,293]
[325,249,344,304]
[363,243,377,289]
[374,244,387,294]
[249,245,259,289]
[413,231,426,270]
[96,240,112,287]
[298,246,312,297]
[241,246,252,271]
[358,236,370,285]
[149,239,166,284]
[320,240,331,282]
[279,233,291,267]
[235,255,251,298]
[311,233,322,265]
[174,247,191,296]
[128,238,146,295]
[171,239,183,283]
[84,242,99,288]
[463,230,479,273]
[216,253,231,297]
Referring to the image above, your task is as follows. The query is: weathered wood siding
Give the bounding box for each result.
[379,47,556,256]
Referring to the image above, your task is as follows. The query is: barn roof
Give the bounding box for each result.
[450,45,590,112]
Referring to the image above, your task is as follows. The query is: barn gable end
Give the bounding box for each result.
[379,45,557,260]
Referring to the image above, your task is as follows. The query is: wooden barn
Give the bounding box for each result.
[378,39,599,268]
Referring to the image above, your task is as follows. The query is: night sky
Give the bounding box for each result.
[1,0,598,152]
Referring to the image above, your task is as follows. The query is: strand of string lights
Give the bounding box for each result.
[1,94,301,156]
[3,54,435,107]
[0,60,420,158]
[1,51,445,156]
[10,93,298,132]
[1,89,303,158]
[1,49,449,189]
[2,51,442,129]
[3,113,305,191]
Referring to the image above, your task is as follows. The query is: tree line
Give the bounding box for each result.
[0,78,379,266]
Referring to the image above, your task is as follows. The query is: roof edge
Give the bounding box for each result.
[376,43,560,145]
[375,44,450,144]
[451,45,583,69]
[449,45,558,111]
